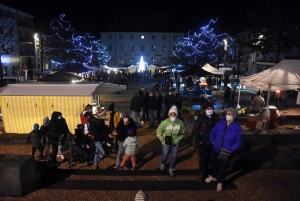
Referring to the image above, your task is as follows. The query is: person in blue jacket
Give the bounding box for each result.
[205,107,243,192]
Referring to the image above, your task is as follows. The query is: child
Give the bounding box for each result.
[119,128,140,170]
[28,123,44,160]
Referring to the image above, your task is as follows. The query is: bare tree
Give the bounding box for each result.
[0,5,19,87]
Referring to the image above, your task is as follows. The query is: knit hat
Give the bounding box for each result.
[33,123,39,130]
[127,128,136,136]
[226,107,238,120]
[168,106,178,116]
[43,117,49,125]
[123,112,130,118]
[108,103,115,111]
[202,101,214,110]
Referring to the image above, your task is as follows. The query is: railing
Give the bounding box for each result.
[41,132,74,168]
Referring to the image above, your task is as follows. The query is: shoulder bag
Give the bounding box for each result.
[218,124,231,162]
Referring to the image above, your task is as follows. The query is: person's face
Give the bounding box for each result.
[169,112,177,118]
[226,111,233,117]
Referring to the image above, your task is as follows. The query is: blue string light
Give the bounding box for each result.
[43,14,110,67]
[173,18,233,65]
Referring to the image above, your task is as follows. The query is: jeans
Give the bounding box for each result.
[115,141,125,167]
[142,108,149,121]
[94,141,105,166]
[156,107,162,122]
[161,143,179,169]
[210,149,229,184]
[198,143,212,173]
[132,111,141,127]
[149,110,155,126]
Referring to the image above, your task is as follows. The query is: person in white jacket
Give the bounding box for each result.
[119,128,140,170]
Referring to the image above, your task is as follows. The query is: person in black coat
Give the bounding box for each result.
[142,91,150,123]
[130,92,142,127]
[48,111,70,166]
[156,92,164,123]
[113,112,136,169]
[28,123,44,160]
[192,102,221,182]
[148,91,157,127]
[223,86,231,109]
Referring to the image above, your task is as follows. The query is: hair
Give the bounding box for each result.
[257,91,261,95]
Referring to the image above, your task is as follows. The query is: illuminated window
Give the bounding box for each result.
[151,45,155,51]
[129,58,135,62]
[162,45,167,51]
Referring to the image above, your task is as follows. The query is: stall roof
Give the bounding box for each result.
[0,82,127,96]
[202,63,224,75]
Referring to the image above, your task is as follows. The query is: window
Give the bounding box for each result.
[162,35,167,40]
[161,58,167,66]
[141,44,145,51]
[129,44,134,51]
[152,35,156,39]
[0,26,3,34]
[173,35,177,40]
[7,26,13,36]
[108,35,112,40]
[129,58,135,62]
[130,35,134,39]
[162,45,167,51]
[150,58,156,62]
[4,67,8,76]
[119,35,123,39]
[151,44,155,51]
[118,44,123,51]
[108,43,112,51]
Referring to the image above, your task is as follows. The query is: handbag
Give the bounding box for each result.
[218,124,231,162]
[165,135,172,145]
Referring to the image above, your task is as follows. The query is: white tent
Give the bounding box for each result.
[202,63,224,75]
[128,65,137,73]
[148,65,157,73]
[240,60,300,92]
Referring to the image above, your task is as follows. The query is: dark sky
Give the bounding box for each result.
[0,0,266,34]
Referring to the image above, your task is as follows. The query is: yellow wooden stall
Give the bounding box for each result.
[0,84,97,134]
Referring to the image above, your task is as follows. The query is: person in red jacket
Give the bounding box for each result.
[80,104,93,135]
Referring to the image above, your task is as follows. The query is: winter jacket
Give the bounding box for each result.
[130,95,142,112]
[106,109,120,129]
[250,95,265,112]
[192,112,220,144]
[164,94,176,109]
[148,96,157,111]
[116,118,136,142]
[28,130,43,148]
[48,111,70,141]
[142,95,150,109]
[157,95,164,110]
[156,118,185,145]
[123,136,140,156]
[210,119,243,154]
[88,117,106,142]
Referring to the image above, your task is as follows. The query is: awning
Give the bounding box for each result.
[0,83,127,96]
[201,63,224,75]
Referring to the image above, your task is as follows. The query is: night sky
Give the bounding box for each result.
[2,0,298,35]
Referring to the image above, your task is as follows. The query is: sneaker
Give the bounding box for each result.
[113,166,119,170]
[60,155,65,160]
[160,164,165,170]
[198,173,204,182]
[217,183,223,192]
[205,175,217,183]
[92,165,99,170]
[84,161,89,166]
[169,169,176,177]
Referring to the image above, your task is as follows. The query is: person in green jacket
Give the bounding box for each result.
[156,105,185,177]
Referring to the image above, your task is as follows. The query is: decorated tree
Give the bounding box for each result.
[42,14,110,68]
[173,18,231,66]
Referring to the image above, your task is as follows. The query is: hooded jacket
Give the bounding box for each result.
[210,119,243,154]
[156,118,185,145]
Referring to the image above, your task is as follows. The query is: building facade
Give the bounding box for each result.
[0,3,34,77]
[99,32,184,68]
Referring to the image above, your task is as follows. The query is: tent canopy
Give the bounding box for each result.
[37,71,82,82]
[180,64,214,77]
[0,83,127,96]
[202,63,224,75]
[240,59,300,92]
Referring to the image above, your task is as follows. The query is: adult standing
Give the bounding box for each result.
[156,106,185,177]
[192,102,220,182]
[84,112,113,170]
[163,89,176,119]
[249,91,265,114]
[229,87,236,108]
[205,107,243,192]
[130,92,142,128]
[107,103,121,152]
[142,91,150,123]
[156,92,164,123]
[222,86,231,109]
[113,112,137,169]
[148,91,157,127]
